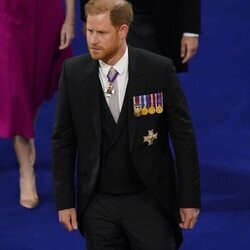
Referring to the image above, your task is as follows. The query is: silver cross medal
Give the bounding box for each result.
[143,129,158,146]
[105,85,116,98]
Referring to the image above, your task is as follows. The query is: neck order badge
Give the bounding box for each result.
[106,67,120,123]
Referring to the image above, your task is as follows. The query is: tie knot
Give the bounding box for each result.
[107,67,118,82]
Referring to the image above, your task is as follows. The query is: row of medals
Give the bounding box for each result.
[134,105,163,117]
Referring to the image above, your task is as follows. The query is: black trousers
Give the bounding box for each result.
[81,191,177,250]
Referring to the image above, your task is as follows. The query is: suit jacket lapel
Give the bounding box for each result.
[127,47,144,149]
[83,60,102,145]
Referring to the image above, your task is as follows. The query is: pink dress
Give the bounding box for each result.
[0,0,72,138]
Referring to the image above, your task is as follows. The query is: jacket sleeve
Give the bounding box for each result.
[52,61,77,211]
[164,62,201,208]
[179,0,201,34]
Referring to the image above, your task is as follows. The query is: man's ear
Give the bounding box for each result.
[119,24,129,39]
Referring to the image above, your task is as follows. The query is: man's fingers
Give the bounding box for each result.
[180,43,187,59]
[58,209,78,231]
[182,54,189,64]
[179,216,192,229]
[182,47,197,63]
[71,209,78,230]
[189,218,197,229]
[179,208,200,229]
[181,36,198,63]
[182,50,191,64]
[179,208,185,223]
[59,212,74,231]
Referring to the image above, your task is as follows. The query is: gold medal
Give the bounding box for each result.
[156,106,163,114]
[148,106,155,115]
[141,107,148,115]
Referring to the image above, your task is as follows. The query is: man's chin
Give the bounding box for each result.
[89,53,103,60]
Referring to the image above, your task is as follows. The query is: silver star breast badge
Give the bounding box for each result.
[143,129,158,146]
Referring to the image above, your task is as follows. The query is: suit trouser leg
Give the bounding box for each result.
[81,191,177,250]
[81,192,130,250]
[121,191,177,250]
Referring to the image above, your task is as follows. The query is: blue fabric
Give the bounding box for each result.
[1,0,250,249]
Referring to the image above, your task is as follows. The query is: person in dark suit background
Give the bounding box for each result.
[52,0,200,249]
[80,0,201,72]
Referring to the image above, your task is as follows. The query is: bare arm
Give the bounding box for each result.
[59,0,75,50]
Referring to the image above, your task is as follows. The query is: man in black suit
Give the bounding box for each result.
[80,0,201,72]
[52,0,201,249]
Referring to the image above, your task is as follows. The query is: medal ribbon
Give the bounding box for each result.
[145,95,149,108]
[107,70,119,83]
[141,95,145,108]
[150,94,154,107]
[155,93,158,107]
[157,93,162,106]
[133,95,141,106]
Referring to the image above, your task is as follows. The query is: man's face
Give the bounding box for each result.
[86,12,126,65]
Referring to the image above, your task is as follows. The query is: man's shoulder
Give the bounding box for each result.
[64,53,92,67]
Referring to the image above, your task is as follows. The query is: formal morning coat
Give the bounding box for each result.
[52,47,201,236]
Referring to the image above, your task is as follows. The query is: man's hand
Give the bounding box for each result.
[180,36,199,64]
[58,208,78,231]
[179,208,200,229]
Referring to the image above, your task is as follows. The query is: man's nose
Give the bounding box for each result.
[89,33,99,44]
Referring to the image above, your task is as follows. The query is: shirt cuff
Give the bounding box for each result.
[183,33,199,37]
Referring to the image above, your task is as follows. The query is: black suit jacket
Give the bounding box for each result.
[52,47,200,227]
[80,0,201,72]
[52,47,200,225]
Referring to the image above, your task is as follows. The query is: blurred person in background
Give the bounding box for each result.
[80,0,201,72]
[0,0,75,209]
